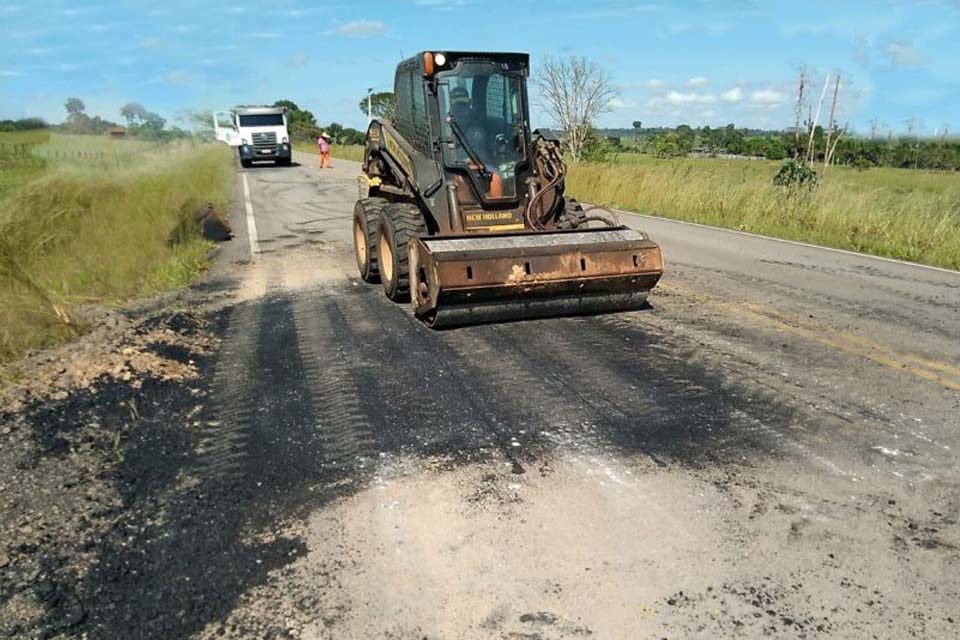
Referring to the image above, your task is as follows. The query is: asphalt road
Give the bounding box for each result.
[188,153,959,638]
[9,152,955,639]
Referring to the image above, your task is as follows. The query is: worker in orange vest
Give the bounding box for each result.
[317,131,332,169]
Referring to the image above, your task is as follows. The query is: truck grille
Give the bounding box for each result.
[252,132,277,148]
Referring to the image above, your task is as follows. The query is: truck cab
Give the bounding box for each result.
[214,106,292,167]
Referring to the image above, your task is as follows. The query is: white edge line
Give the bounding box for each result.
[241,173,260,257]
[610,208,960,277]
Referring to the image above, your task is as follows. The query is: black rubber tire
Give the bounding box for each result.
[353,197,388,283]
[378,203,426,302]
[556,197,587,229]
[240,159,252,169]
[277,158,292,167]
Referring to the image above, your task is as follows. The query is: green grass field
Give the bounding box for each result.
[0,133,234,369]
[567,155,960,270]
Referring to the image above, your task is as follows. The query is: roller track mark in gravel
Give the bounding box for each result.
[333,285,532,463]
[436,324,636,465]
[291,291,377,473]
[592,312,865,479]
[500,322,699,463]
[482,315,802,473]
[199,300,262,484]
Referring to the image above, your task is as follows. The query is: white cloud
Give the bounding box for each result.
[721,87,743,102]
[665,90,716,104]
[163,70,191,85]
[685,77,708,88]
[608,97,634,110]
[884,41,925,67]
[0,70,24,77]
[750,89,785,104]
[243,32,282,39]
[289,53,308,67]
[623,79,665,90]
[336,20,385,37]
[700,110,715,118]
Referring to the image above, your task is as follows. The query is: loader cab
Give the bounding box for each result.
[395,52,532,204]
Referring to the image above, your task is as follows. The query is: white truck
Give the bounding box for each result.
[213,106,292,167]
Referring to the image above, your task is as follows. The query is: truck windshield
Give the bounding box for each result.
[238,114,284,127]
[439,62,525,199]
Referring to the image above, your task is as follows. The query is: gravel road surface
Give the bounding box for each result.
[2,153,958,639]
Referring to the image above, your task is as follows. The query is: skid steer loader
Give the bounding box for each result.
[354,51,663,327]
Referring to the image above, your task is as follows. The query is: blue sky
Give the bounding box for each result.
[1,0,957,136]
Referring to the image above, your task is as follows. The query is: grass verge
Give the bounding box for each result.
[566,156,960,270]
[0,141,234,368]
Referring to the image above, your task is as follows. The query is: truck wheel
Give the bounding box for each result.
[240,159,252,168]
[353,198,387,283]
[378,203,426,302]
[556,197,587,229]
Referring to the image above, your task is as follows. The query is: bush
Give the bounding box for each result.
[773,159,819,189]
[654,133,683,158]
[582,133,617,162]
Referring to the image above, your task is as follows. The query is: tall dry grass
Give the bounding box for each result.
[0,141,234,367]
[567,156,960,270]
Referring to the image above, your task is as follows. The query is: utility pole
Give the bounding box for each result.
[823,73,841,169]
[367,88,373,125]
[806,73,830,164]
[793,66,808,151]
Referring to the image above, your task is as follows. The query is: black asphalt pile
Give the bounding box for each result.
[0,310,222,639]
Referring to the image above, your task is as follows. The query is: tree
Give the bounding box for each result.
[359,92,395,121]
[140,112,166,134]
[176,109,215,135]
[632,120,642,130]
[63,97,93,133]
[675,124,695,151]
[340,127,365,145]
[120,102,148,124]
[64,97,85,116]
[274,99,320,141]
[654,133,682,158]
[273,99,301,112]
[533,55,618,163]
[767,137,787,160]
[325,122,345,144]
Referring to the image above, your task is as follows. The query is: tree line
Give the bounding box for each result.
[273,90,395,146]
[601,124,960,171]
